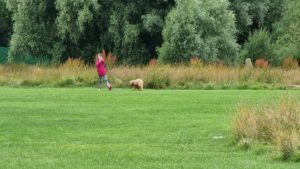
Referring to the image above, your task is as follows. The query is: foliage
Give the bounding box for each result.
[2,0,175,65]
[0,0,12,46]
[159,0,239,64]
[7,0,57,63]
[108,0,174,64]
[0,47,8,64]
[0,0,298,65]
[229,0,284,44]
[54,0,103,63]
[264,0,285,30]
[240,29,274,64]
[273,0,300,63]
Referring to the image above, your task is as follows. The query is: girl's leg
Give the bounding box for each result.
[98,75,103,88]
[103,75,110,88]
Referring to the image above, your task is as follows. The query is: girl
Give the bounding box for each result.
[95,53,112,91]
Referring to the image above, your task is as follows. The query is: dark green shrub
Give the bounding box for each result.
[0,47,9,64]
[240,29,275,64]
[55,79,75,87]
[146,72,171,89]
[20,80,42,87]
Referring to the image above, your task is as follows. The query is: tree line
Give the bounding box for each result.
[0,0,299,65]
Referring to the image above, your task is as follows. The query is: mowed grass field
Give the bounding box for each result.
[0,88,300,169]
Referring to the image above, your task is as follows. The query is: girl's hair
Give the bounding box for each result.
[95,53,102,62]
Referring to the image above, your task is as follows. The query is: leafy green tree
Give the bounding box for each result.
[3,0,297,65]
[54,0,174,64]
[3,0,18,12]
[240,29,274,64]
[159,0,239,64]
[229,0,271,44]
[0,0,12,46]
[264,0,284,31]
[273,0,300,62]
[109,0,174,64]
[108,1,144,64]
[7,0,57,62]
[54,0,102,63]
[229,0,285,44]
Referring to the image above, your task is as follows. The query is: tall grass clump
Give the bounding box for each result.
[1,62,300,88]
[103,51,117,69]
[190,57,204,68]
[145,68,171,89]
[233,97,300,161]
[282,57,299,70]
[148,59,158,67]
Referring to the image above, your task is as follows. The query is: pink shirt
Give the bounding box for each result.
[95,60,106,76]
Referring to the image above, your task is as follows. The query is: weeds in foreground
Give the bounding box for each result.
[233,97,300,161]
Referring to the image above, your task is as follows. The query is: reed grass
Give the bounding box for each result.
[0,60,300,89]
[233,97,300,161]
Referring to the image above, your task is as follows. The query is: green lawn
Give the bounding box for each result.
[0,88,300,169]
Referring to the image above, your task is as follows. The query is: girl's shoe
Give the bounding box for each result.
[108,84,112,91]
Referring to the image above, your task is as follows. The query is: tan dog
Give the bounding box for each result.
[130,79,144,91]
